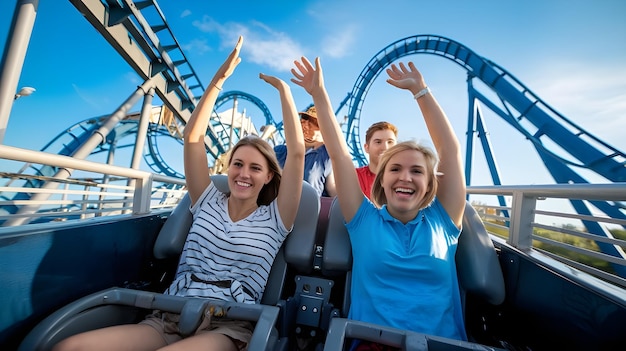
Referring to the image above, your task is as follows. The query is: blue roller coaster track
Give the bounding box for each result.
[2,3,626,349]
[339,34,626,271]
[214,90,282,146]
[3,0,624,268]
[344,34,626,185]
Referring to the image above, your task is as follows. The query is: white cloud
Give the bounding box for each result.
[321,24,357,59]
[181,38,211,55]
[191,16,305,72]
[518,60,626,149]
[192,16,221,33]
[243,22,304,72]
[180,9,191,18]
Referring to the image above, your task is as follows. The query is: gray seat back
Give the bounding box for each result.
[456,201,506,305]
[322,196,353,316]
[322,196,352,274]
[282,181,321,273]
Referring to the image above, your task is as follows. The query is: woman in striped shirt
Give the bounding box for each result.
[53,36,305,351]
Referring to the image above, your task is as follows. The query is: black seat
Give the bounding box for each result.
[269,195,344,350]
[18,175,321,351]
[320,197,353,317]
[321,200,506,350]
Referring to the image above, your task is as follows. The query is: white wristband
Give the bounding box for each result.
[413,86,431,100]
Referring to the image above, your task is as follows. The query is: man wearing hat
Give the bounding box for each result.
[274,105,336,197]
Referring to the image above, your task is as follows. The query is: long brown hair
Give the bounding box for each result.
[227,135,282,206]
[370,141,439,210]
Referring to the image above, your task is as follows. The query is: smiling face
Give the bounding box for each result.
[380,149,430,219]
[371,141,439,223]
[227,145,274,202]
[364,129,397,168]
[300,115,322,146]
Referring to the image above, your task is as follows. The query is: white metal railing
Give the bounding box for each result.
[467,184,626,288]
[0,145,186,225]
[2,144,625,288]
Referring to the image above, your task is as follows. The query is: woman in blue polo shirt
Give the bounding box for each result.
[290,56,467,341]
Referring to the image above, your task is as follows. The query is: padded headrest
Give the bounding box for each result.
[322,196,352,274]
[456,201,506,305]
[153,175,229,259]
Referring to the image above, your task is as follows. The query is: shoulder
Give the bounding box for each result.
[259,200,289,235]
[355,166,369,175]
[274,144,287,155]
[274,144,287,164]
[424,198,460,238]
[190,182,228,216]
[424,197,447,217]
[346,198,377,227]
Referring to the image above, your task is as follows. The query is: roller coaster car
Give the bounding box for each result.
[19,175,506,351]
[318,197,506,351]
[18,175,322,351]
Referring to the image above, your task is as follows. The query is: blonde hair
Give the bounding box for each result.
[370,141,439,210]
[227,136,282,206]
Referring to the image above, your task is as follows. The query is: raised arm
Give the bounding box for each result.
[386,62,466,227]
[291,57,364,221]
[184,36,242,206]
[259,73,305,229]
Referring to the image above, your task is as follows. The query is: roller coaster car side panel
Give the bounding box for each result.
[489,243,626,350]
[0,213,168,350]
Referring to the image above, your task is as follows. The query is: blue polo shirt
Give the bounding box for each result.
[346,197,466,341]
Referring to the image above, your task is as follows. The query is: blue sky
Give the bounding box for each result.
[1,0,625,187]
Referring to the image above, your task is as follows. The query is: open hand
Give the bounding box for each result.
[214,36,243,83]
[291,56,324,95]
[259,73,288,91]
[385,62,426,94]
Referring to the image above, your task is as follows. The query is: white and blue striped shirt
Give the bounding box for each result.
[165,182,289,304]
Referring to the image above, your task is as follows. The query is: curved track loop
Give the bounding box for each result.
[11,35,626,206]
[145,123,184,178]
[345,34,626,183]
[214,90,283,147]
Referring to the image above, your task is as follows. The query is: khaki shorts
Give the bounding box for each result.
[140,306,254,351]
